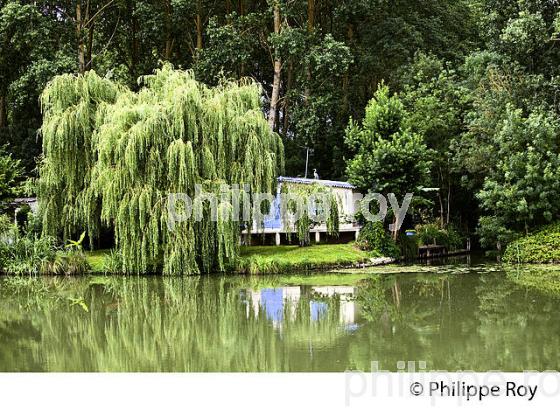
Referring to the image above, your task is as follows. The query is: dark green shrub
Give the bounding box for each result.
[416,223,446,245]
[397,233,419,260]
[477,216,518,251]
[503,223,560,263]
[445,225,464,250]
[356,221,400,258]
[415,223,465,250]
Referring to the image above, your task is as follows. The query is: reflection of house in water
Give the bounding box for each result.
[311,287,357,327]
[245,286,359,330]
[248,287,301,328]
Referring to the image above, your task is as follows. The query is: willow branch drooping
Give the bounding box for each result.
[280,182,340,246]
[39,65,284,274]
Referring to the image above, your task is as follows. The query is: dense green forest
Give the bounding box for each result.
[1,0,560,257]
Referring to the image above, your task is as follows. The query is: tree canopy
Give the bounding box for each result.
[345,84,432,196]
[38,66,283,274]
[3,0,560,254]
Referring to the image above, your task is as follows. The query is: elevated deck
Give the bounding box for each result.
[242,224,361,245]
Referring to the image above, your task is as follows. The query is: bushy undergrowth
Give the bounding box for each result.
[356,221,400,258]
[0,217,90,275]
[397,234,419,260]
[102,250,125,274]
[415,223,464,250]
[0,233,56,274]
[503,223,560,263]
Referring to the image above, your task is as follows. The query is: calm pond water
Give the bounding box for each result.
[0,258,559,372]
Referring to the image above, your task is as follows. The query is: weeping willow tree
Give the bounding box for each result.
[39,65,284,274]
[38,73,123,241]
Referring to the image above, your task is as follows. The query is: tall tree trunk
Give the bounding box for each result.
[446,178,451,226]
[392,215,399,241]
[86,22,94,71]
[438,192,444,228]
[307,0,315,33]
[164,0,173,59]
[238,0,245,75]
[76,0,116,73]
[77,1,86,73]
[268,2,282,131]
[341,23,353,115]
[76,0,94,73]
[438,167,444,227]
[195,0,203,50]
[130,1,139,80]
[282,59,293,137]
[0,94,7,129]
[304,0,315,103]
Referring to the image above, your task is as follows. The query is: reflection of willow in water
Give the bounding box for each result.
[0,277,356,371]
[4,277,275,371]
[1,268,560,372]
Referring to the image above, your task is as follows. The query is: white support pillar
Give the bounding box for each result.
[354,229,360,241]
[275,232,281,246]
[315,231,320,244]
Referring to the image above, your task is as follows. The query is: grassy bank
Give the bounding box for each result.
[86,243,381,275]
[85,250,108,273]
[503,223,560,263]
[236,243,378,274]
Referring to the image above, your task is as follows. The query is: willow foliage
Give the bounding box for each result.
[39,66,284,274]
[280,182,340,246]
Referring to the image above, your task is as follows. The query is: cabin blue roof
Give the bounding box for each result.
[278,176,356,190]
